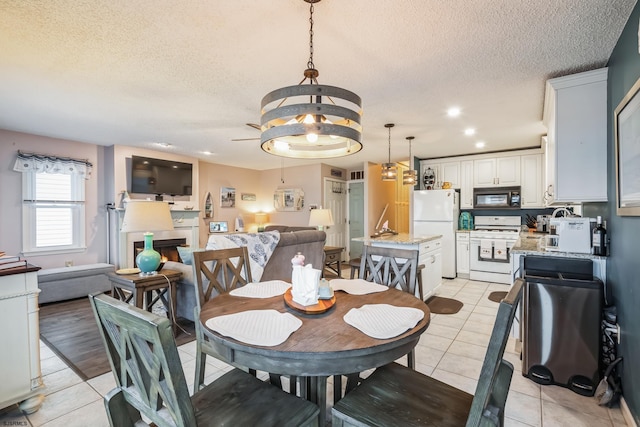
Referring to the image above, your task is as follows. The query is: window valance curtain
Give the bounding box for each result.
[13,150,93,179]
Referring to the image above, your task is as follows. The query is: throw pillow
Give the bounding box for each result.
[177,246,195,265]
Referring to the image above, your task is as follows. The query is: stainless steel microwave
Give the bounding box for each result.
[473,186,521,209]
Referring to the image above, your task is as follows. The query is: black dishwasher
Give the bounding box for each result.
[521,256,603,396]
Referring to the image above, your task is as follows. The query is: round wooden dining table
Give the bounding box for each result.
[199,286,431,425]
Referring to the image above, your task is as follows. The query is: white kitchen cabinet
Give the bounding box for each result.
[0,266,44,414]
[420,161,460,190]
[473,156,520,187]
[543,68,608,204]
[459,160,474,209]
[421,238,443,299]
[456,231,470,278]
[520,154,544,208]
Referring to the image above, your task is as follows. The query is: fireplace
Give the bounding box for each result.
[114,208,200,269]
[132,238,186,267]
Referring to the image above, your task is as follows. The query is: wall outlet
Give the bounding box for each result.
[617,323,621,345]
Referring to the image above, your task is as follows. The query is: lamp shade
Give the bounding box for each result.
[255,212,268,232]
[121,201,174,233]
[309,209,334,231]
[255,212,268,224]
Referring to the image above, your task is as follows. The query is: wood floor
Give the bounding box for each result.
[39,296,195,380]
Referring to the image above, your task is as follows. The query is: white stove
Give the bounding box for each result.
[469,216,521,284]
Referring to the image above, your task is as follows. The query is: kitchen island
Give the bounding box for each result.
[354,233,443,299]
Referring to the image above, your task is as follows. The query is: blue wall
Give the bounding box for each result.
[605,3,640,422]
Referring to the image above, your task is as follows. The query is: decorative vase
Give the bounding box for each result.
[136,233,160,275]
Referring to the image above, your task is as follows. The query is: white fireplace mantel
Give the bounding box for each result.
[115,208,200,269]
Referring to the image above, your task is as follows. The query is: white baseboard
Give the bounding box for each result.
[621,397,638,427]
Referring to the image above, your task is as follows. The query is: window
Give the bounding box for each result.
[14,151,91,255]
[21,171,86,254]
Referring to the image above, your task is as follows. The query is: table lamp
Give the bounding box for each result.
[309,209,334,231]
[255,212,268,232]
[121,201,174,276]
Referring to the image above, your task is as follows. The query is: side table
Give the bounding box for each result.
[323,246,344,278]
[107,269,182,335]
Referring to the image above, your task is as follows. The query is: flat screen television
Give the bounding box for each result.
[130,155,193,196]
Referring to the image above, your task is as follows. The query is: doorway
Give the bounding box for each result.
[348,181,365,259]
[323,178,347,253]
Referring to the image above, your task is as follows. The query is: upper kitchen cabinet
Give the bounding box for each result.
[520,154,544,208]
[460,160,474,209]
[543,68,608,204]
[420,160,460,190]
[473,156,520,187]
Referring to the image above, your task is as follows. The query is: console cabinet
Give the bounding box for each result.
[0,266,44,414]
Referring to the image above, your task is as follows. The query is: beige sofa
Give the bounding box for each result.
[164,227,326,321]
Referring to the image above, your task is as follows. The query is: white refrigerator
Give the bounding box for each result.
[411,189,459,278]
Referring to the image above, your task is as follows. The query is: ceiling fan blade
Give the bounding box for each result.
[231,137,260,141]
[246,123,261,130]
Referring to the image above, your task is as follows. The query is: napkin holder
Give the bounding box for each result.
[291,264,321,306]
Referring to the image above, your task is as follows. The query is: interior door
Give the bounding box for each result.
[324,179,346,254]
[348,181,365,259]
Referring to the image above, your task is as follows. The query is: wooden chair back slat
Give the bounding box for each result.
[192,247,252,310]
[359,245,420,297]
[90,293,197,427]
[466,278,523,426]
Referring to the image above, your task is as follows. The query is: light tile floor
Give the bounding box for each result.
[0,278,628,426]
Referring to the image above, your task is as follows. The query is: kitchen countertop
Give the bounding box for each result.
[511,231,606,260]
[353,233,442,245]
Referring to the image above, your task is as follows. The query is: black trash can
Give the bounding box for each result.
[521,256,603,396]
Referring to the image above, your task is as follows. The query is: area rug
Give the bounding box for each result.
[488,291,508,303]
[40,296,195,381]
[425,296,464,314]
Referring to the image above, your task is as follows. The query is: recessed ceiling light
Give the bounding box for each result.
[202,151,214,155]
[475,141,486,148]
[447,107,461,118]
[154,142,172,148]
[464,128,476,136]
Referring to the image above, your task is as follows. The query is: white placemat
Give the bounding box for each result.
[229,280,291,298]
[330,278,389,295]
[205,310,302,346]
[343,304,425,339]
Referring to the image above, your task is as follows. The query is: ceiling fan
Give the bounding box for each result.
[231,123,261,141]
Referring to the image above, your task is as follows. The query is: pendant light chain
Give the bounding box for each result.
[308,2,315,71]
[388,127,392,161]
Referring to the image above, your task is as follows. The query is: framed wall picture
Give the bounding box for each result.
[274,188,304,211]
[615,76,640,216]
[220,187,236,208]
[241,193,256,201]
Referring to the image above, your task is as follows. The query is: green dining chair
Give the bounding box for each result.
[89,292,319,427]
[331,278,524,427]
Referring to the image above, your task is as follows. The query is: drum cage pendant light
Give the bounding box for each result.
[403,136,418,185]
[260,0,362,159]
[381,123,397,181]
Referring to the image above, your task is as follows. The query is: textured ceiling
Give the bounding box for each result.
[0,1,636,170]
